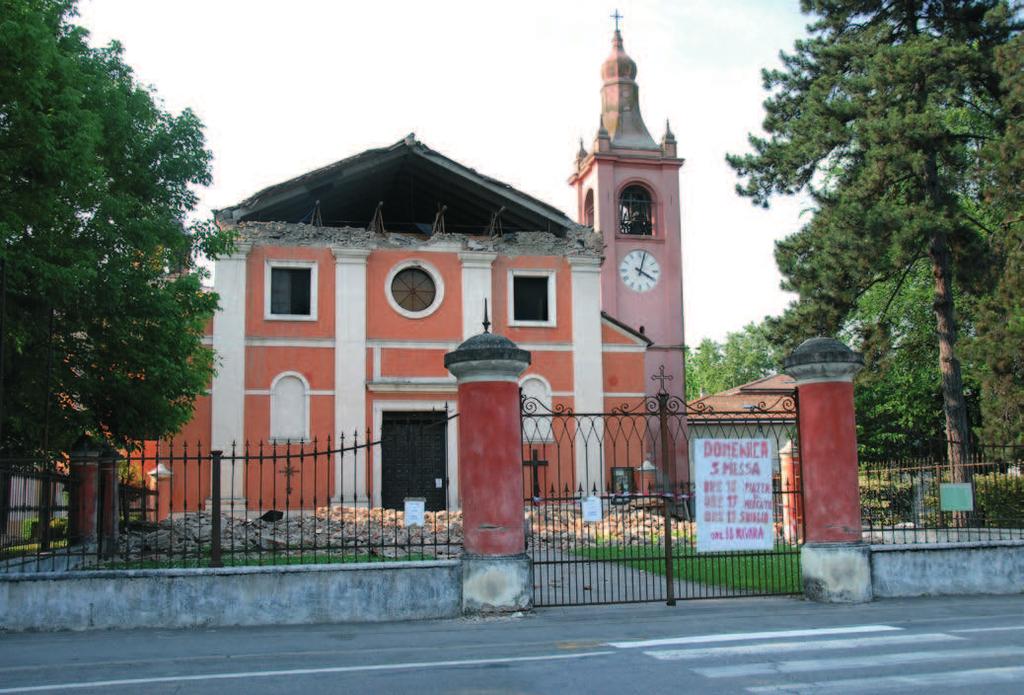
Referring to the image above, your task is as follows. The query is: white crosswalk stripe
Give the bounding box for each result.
[643,632,961,661]
[693,645,1024,678]
[746,665,1024,693]
[609,624,1024,693]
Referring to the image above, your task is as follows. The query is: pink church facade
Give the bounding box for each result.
[171,28,684,510]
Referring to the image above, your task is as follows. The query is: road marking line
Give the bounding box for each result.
[695,645,1024,678]
[645,633,961,661]
[950,625,1024,633]
[746,665,1024,693]
[0,651,615,693]
[608,624,901,649]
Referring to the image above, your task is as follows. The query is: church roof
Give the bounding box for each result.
[215,135,578,236]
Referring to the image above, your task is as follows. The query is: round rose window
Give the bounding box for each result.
[390,267,437,313]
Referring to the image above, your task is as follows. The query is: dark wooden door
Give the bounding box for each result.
[381,411,448,511]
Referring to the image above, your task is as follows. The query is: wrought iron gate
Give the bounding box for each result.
[522,381,802,606]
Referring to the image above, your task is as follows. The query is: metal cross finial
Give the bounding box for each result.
[651,365,674,394]
[482,298,491,333]
[610,8,623,32]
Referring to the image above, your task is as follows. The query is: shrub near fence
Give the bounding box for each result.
[860,444,1024,544]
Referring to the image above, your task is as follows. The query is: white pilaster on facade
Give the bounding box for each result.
[332,246,371,505]
[211,242,250,505]
[459,252,497,339]
[569,256,606,491]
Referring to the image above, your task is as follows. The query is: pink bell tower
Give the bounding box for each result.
[568,21,686,411]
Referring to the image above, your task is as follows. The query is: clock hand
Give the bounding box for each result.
[638,253,647,272]
[634,267,655,281]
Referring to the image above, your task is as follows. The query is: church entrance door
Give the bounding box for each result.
[381,411,448,511]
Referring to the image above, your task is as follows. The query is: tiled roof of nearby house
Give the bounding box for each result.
[688,373,796,418]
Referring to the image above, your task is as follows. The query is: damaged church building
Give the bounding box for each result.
[167,27,687,513]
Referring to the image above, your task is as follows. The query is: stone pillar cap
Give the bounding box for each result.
[444,332,531,383]
[783,337,864,384]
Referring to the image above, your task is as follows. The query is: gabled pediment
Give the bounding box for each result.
[215,135,576,236]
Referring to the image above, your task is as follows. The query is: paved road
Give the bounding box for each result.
[2,595,1024,693]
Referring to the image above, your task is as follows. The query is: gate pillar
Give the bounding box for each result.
[784,337,871,603]
[445,330,531,613]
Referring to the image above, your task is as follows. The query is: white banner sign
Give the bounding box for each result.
[694,439,773,552]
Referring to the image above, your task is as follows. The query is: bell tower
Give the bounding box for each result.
[569,22,686,406]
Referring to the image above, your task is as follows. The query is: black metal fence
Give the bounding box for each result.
[522,390,803,606]
[0,461,77,571]
[0,413,462,572]
[860,443,1024,544]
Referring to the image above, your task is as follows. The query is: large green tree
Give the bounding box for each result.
[728,1,1020,469]
[0,0,232,455]
[971,31,1024,444]
[685,323,781,401]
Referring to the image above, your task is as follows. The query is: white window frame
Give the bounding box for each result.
[385,259,445,319]
[265,259,318,321]
[269,371,310,442]
[508,268,557,328]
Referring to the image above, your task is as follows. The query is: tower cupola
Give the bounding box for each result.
[599,29,657,150]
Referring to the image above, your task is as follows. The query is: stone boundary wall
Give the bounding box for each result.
[870,540,1024,598]
[0,560,461,631]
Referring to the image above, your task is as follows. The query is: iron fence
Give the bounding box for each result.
[860,443,1024,544]
[0,461,77,571]
[0,413,462,572]
[522,389,803,606]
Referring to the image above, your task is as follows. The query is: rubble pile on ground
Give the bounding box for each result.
[117,506,464,560]
[525,503,695,549]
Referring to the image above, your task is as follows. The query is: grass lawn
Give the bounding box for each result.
[577,543,801,594]
[99,552,435,570]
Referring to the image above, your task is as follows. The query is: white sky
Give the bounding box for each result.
[77,0,814,345]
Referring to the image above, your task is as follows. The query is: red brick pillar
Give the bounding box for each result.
[445,330,531,613]
[784,337,871,602]
[69,454,99,544]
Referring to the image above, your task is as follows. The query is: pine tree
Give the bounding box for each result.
[728,1,1021,472]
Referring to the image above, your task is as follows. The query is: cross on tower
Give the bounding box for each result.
[651,365,674,394]
[610,9,623,32]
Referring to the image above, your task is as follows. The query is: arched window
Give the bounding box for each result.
[618,185,653,236]
[521,376,554,443]
[270,373,309,441]
[583,190,595,228]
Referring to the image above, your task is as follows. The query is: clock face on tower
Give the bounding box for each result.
[618,249,661,293]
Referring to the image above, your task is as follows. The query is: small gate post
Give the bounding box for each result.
[783,337,870,603]
[445,330,531,614]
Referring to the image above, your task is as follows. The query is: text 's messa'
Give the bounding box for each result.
[694,439,774,552]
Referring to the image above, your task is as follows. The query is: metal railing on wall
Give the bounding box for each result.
[0,416,462,572]
[860,442,1024,544]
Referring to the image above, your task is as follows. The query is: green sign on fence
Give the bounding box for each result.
[939,483,974,512]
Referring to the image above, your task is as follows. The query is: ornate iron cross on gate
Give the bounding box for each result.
[280,460,299,496]
[652,365,674,394]
[523,448,548,499]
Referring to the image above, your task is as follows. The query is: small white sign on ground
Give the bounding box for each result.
[581,495,603,523]
[403,497,425,527]
[694,438,774,552]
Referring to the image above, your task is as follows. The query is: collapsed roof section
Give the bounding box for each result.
[215,135,579,237]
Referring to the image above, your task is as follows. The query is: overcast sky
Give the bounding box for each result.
[77,0,814,345]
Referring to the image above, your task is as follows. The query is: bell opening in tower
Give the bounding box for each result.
[618,185,653,236]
